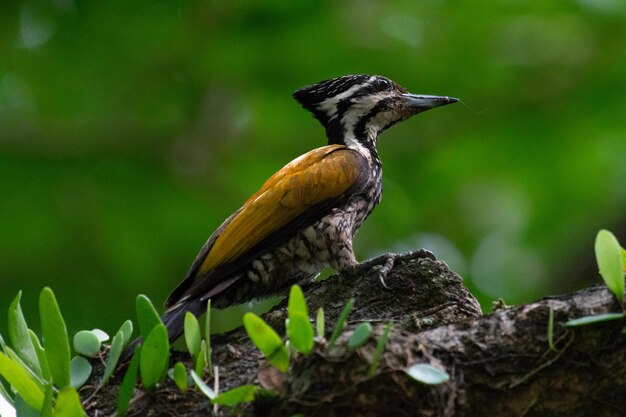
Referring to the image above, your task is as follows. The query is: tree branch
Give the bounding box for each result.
[85,251,626,417]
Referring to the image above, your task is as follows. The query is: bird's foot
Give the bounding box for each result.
[352,249,437,289]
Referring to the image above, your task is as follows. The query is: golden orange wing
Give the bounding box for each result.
[197,144,365,275]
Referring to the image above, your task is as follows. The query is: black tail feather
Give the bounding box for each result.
[121,298,206,362]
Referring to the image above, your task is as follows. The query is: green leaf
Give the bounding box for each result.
[288,285,309,318]
[547,307,558,352]
[117,349,140,416]
[205,300,212,372]
[184,312,201,359]
[368,321,392,378]
[7,291,42,377]
[287,285,313,355]
[347,322,372,349]
[90,329,109,343]
[139,324,169,390]
[54,387,86,417]
[4,346,45,388]
[73,331,101,358]
[213,385,260,406]
[191,370,216,400]
[172,362,188,392]
[135,295,162,341]
[39,287,71,388]
[29,330,51,382]
[406,363,450,385]
[316,307,325,339]
[119,320,134,348]
[564,312,624,327]
[40,383,54,417]
[195,341,207,376]
[15,394,39,417]
[328,298,354,349]
[287,314,314,355]
[102,330,124,385]
[0,351,44,410]
[243,313,289,372]
[595,230,625,305]
[69,356,92,389]
[0,376,13,406]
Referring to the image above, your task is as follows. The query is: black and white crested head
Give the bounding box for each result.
[293,74,458,150]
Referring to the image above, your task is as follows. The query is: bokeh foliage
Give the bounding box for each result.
[1,0,625,336]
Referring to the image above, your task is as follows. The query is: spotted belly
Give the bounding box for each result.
[212,192,380,308]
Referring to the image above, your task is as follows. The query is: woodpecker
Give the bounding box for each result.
[161,75,457,342]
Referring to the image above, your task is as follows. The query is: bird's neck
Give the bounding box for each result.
[326,121,381,164]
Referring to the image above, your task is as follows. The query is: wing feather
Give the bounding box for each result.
[165,144,367,308]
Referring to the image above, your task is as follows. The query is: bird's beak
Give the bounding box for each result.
[401,94,459,111]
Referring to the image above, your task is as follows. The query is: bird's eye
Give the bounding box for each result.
[375,78,393,91]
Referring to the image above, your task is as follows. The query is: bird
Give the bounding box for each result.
[160,75,457,344]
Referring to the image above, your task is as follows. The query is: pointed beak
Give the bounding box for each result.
[401,94,459,111]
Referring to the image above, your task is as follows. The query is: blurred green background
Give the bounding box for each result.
[1,0,625,337]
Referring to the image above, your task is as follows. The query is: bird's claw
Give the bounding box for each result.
[376,254,397,289]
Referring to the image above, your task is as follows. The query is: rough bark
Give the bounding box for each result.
[84,250,626,417]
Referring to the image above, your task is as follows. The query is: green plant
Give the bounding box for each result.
[327,298,354,349]
[0,288,90,416]
[595,229,625,307]
[286,285,314,355]
[563,230,626,328]
[368,321,392,378]
[244,313,290,372]
[405,363,450,385]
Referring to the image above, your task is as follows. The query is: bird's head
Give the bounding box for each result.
[293,74,457,149]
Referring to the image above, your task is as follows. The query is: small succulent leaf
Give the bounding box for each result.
[195,343,206,377]
[119,320,134,348]
[69,356,92,389]
[90,329,109,343]
[54,386,86,417]
[213,385,260,406]
[28,329,51,382]
[406,363,450,385]
[14,395,39,417]
[191,370,216,400]
[135,295,162,341]
[0,351,44,410]
[287,285,309,321]
[328,298,354,349]
[347,322,372,349]
[184,312,201,359]
[8,291,42,377]
[73,331,100,358]
[4,346,46,388]
[368,321,393,378]
[39,288,71,388]
[287,313,313,355]
[564,313,624,327]
[139,324,169,390]
[117,349,140,416]
[102,330,124,385]
[172,362,188,392]
[243,313,289,372]
[316,308,325,339]
[595,230,625,305]
[40,383,54,417]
